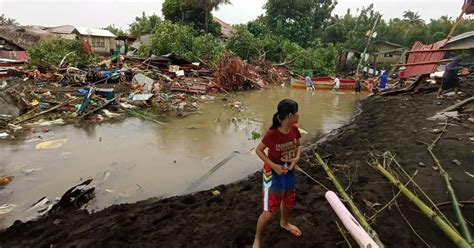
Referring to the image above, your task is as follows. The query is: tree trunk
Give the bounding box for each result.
[204,11,209,33]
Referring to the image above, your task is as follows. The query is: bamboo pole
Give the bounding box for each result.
[374,163,471,248]
[316,153,385,247]
[427,123,473,243]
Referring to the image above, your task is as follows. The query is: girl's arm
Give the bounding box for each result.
[256,142,288,175]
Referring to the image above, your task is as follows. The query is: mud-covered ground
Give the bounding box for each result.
[1,86,473,247]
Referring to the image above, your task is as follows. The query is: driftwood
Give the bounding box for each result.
[439,96,474,113]
[379,75,428,96]
[13,97,79,125]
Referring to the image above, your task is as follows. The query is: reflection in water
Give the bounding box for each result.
[0,87,366,228]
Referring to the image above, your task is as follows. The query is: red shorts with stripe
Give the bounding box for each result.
[262,166,296,213]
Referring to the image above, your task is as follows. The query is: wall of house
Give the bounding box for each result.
[79,35,116,55]
[374,53,402,64]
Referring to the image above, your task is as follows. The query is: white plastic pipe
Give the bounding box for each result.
[325,191,379,248]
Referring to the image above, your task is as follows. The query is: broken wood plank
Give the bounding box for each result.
[439,96,474,113]
[14,97,79,125]
[394,59,453,67]
[379,75,428,96]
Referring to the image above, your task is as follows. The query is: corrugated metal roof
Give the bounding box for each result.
[74,27,116,38]
[45,25,75,34]
[446,31,474,44]
[404,39,448,78]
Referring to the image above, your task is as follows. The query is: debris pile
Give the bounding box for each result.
[0,52,291,137]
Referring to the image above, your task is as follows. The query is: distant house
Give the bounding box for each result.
[442,31,474,63]
[443,31,474,50]
[371,41,407,65]
[73,27,117,55]
[44,25,77,40]
[212,16,234,41]
[45,25,117,55]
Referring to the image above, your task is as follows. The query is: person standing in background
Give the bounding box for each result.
[378,70,388,90]
[305,76,315,91]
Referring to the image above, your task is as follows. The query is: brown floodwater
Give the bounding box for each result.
[0,87,366,228]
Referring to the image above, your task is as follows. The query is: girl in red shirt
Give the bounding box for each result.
[253,99,302,248]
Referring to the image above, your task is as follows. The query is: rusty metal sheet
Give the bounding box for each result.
[404,39,448,78]
[0,51,27,62]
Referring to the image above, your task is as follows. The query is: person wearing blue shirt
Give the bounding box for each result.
[305,76,315,91]
[378,70,388,90]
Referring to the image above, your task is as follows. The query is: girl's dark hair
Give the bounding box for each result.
[270,99,299,129]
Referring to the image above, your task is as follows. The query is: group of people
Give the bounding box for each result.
[304,70,389,95]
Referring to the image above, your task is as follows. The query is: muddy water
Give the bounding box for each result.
[0,88,365,228]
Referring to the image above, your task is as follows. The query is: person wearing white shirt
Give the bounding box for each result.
[333,77,340,92]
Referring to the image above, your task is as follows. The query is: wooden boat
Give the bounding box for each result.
[291,77,366,91]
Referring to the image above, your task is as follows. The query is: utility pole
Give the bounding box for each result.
[356,14,381,75]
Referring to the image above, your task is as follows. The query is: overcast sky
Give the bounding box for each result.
[1,0,467,30]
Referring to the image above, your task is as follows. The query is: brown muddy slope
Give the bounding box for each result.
[1,89,473,248]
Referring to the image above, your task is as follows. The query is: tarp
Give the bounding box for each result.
[404,39,448,78]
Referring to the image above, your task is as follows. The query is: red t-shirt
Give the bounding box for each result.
[262,124,301,171]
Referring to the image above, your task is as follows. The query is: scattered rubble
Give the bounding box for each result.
[0,52,290,136]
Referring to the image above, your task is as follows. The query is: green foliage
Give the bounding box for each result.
[264,0,336,47]
[251,131,263,141]
[0,14,19,26]
[140,21,223,66]
[162,0,221,36]
[28,38,94,67]
[287,41,337,77]
[104,25,127,36]
[184,0,231,33]
[129,12,162,36]
[192,34,224,67]
[226,25,336,76]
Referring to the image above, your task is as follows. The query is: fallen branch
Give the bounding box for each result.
[426,121,473,243]
[373,162,471,248]
[386,152,456,230]
[379,75,428,96]
[439,96,474,113]
[316,153,385,247]
[368,170,418,222]
[295,166,331,192]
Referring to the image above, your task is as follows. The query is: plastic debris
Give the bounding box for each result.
[35,139,68,150]
[0,204,16,215]
[132,73,155,93]
[130,93,154,101]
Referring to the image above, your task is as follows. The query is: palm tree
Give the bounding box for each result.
[185,0,232,33]
[402,10,424,26]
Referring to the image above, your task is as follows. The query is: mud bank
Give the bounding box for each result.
[1,89,473,247]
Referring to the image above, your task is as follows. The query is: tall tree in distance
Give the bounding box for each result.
[185,0,232,33]
[264,0,336,47]
[402,10,424,26]
[129,12,162,37]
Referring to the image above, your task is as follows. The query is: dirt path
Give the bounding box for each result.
[1,89,473,247]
